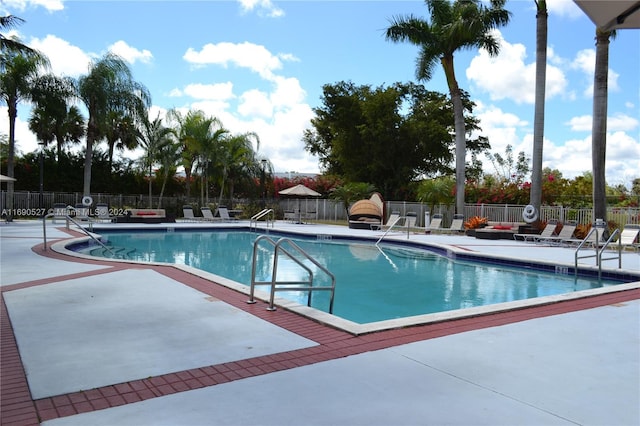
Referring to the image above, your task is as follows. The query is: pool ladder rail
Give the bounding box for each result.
[250,208,275,232]
[574,227,622,279]
[42,210,115,256]
[247,235,336,313]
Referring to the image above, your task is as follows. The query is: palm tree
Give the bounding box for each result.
[29,74,84,160]
[0,50,49,217]
[529,0,547,222]
[591,28,613,224]
[77,52,150,196]
[1,15,38,67]
[216,132,260,205]
[167,109,208,198]
[386,0,511,216]
[156,137,181,209]
[195,121,227,206]
[103,111,140,170]
[138,114,174,207]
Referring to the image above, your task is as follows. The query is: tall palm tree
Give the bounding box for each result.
[216,131,260,205]
[0,50,49,217]
[103,111,140,170]
[195,121,227,206]
[29,74,84,160]
[138,114,174,207]
[386,0,511,215]
[77,52,150,196]
[167,109,219,200]
[156,137,181,209]
[529,0,547,221]
[591,28,613,224]
[1,15,38,68]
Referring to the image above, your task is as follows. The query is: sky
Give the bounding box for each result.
[2,0,639,189]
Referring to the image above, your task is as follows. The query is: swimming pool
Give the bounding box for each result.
[72,229,630,325]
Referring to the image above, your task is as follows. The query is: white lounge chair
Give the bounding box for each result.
[442,214,465,234]
[94,203,114,222]
[217,206,238,221]
[74,203,91,221]
[514,220,557,242]
[618,225,639,251]
[536,221,577,245]
[381,211,401,231]
[426,214,443,233]
[182,205,199,222]
[201,207,217,221]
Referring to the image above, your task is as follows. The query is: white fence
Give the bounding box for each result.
[2,191,639,227]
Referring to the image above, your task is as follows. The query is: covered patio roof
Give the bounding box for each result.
[574,0,640,31]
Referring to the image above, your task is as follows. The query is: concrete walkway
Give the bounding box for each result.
[1,220,639,425]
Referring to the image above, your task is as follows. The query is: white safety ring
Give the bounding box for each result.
[82,196,93,206]
[522,204,538,223]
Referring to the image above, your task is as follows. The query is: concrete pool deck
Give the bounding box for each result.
[1,219,639,425]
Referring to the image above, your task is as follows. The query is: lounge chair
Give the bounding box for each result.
[94,203,114,222]
[426,214,443,233]
[182,205,199,222]
[514,220,557,242]
[381,211,401,231]
[442,214,465,234]
[535,221,577,245]
[284,210,297,223]
[74,203,91,221]
[618,225,639,251]
[217,206,238,221]
[201,207,217,221]
[405,212,417,229]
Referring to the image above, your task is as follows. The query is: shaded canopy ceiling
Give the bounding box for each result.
[574,1,640,31]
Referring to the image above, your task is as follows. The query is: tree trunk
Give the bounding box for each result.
[530,1,547,219]
[441,55,466,216]
[592,30,610,223]
[83,115,96,196]
[6,100,17,220]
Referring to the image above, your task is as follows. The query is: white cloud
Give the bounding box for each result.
[182,82,235,101]
[183,41,297,81]
[571,48,620,97]
[467,30,568,104]
[238,89,273,118]
[236,0,284,18]
[108,40,153,65]
[1,0,63,13]
[566,113,639,132]
[29,34,91,77]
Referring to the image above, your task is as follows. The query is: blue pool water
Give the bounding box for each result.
[80,230,624,324]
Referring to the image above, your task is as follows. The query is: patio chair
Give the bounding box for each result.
[51,203,68,224]
[182,205,199,222]
[74,203,91,221]
[618,225,639,251]
[426,214,443,233]
[217,206,238,221]
[442,214,465,234]
[94,203,114,223]
[535,221,577,245]
[514,220,557,242]
[381,211,401,231]
[201,207,217,221]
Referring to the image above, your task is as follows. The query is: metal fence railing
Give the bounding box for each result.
[2,190,639,227]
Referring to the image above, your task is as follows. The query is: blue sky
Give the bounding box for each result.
[2,0,639,188]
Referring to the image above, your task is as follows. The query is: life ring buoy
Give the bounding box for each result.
[522,204,538,223]
[82,196,93,206]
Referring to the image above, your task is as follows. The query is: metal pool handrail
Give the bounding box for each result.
[43,212,114,255]
[247,235,336,313]
[250,208,274,232]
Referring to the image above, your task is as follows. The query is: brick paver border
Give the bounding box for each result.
[1,236,638,425]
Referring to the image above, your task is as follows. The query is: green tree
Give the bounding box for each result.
[103,111,139,170]
[29,74,84,159]
[485,144,530,184]
[329,182,376,214]
[155,134,181,209]
[1,15,38,63]
[77,52,150,196]
[216,132,260,205]
[529,0,548,218]
[386,0,511,215]
[416,176,455,213]
[304,81,488,200]
[0,50,49,217]
[138,114,175,207]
